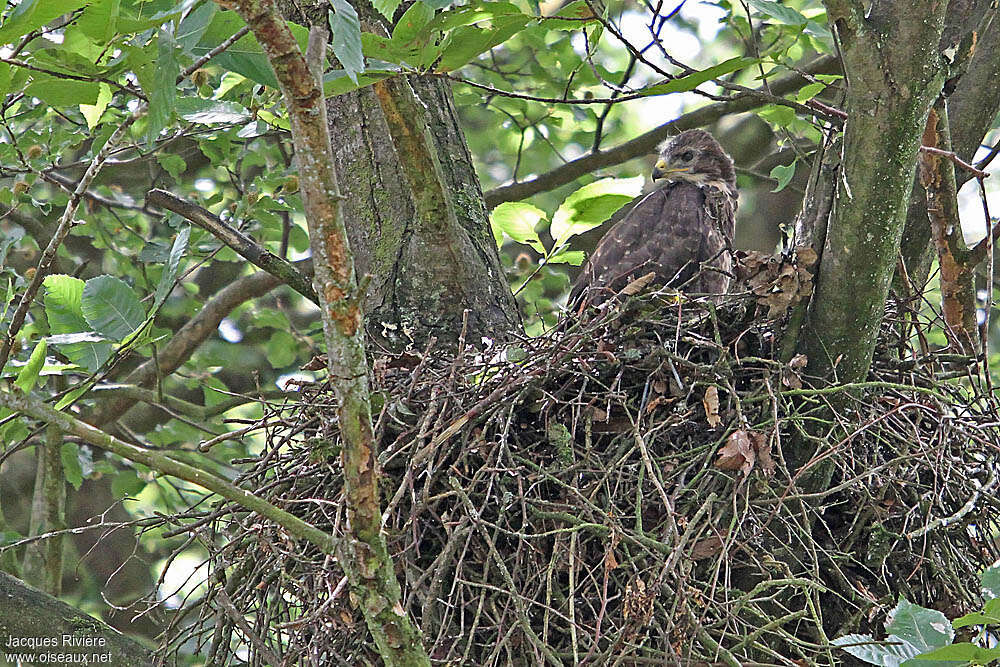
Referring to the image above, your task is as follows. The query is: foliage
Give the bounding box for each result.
[1,0,998,662]
[834,565,1000,666]
[490,175,643,332]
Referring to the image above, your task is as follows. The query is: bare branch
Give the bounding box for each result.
[147,188,318,303]
[484,54,839,207]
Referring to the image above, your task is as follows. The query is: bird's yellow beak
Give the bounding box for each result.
[651,159,689,181]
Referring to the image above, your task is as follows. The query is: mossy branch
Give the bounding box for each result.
[215,0,429,662]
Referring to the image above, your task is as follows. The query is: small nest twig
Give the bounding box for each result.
[160,287,1000,666]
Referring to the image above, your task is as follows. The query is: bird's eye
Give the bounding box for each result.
[679,150,695,162]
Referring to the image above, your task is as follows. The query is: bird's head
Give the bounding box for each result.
[652,129,736,189]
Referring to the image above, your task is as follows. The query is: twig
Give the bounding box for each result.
[146,188,318,303]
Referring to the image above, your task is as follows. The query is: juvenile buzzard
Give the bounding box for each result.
[569,129,738,308]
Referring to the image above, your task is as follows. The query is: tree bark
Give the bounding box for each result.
[799,0,950,385]
[0,571,154,667]
[327,1,520,352]
[897,10,1000,290]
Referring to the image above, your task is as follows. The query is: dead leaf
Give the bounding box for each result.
[702,386,721,427]
[623,577,656,636]
[796,246,818,268]
[690,536,724,560]
[716,430,755,474]
[620,271,657,296]
[751,431,775,476]
[652,379,667,394]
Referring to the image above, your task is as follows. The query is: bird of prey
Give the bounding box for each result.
[568,128,738,308]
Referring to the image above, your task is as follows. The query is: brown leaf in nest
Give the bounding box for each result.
[782,353,808,389]
[736,250,815,318]
[645,395,672,414]
[605,548,619,570]
[702,386,721,427]
[751,431,775,476]
[716,430,756,474]
[796,246,818,268]
[623,578,656,635]
[620,271,657,296]
[652,379,667,394]
[716,429,774,476]
[690,536,723,560]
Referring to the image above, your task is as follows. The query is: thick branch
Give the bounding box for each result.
[0,570,154,667]
[918,102,978,354]
[147,188,318,303]
[799,1,949,386]
[221,1,428,662]
[483,54,839,207]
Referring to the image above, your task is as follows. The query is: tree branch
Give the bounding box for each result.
[147,188,318,304]
[220,1,428,661]
[0,389,337,555]
[0,570,154,667]
[483,54,839,207]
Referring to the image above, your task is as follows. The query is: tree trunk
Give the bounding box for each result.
[328,72,520,352]
[799,0,950,384]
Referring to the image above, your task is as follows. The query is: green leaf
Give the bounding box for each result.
[770,160,796,193]
[265,330,297,368]
[81,275,145,341]
[832,633,923,666]
[193,11,309,87]
[61,443,83,490]
[0,0,89,43]
[148,25,179,144]
[490,202,547,253]
[55,383,93,410]
[795,81,826,103]
[43,275,88,334]
[953,597,1000,629]
[80,83,112,130]
[393,2,435,43]
[886,598,954,652]
[111,470,145,498]
[175,97,250,124]
[437,15,531,72]
[374,0,404,20]
[77,0,121,44]
[641,57,756,96]
[14,339,46,393]
[329,0,365,84]
[757,104,797,128]
[156,153,187,180]
[116,7,183,34]
[176,2,217,51]
[154,226,190,308]
[908,642,1000,663]
[982,564,1000,599]
[425,2,524,34]
[43,275,111,372]
[24,76,101,107]
[550,176,644,245]
[747,0,808,25]
[546,249,585,266]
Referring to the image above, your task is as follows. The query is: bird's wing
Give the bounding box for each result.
[570,185,709,306]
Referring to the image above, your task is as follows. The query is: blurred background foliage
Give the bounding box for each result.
[0,0,997,660]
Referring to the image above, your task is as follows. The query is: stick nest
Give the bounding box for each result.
[166,268,1000,666]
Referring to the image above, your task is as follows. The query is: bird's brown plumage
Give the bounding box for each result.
[569,129,738,308]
